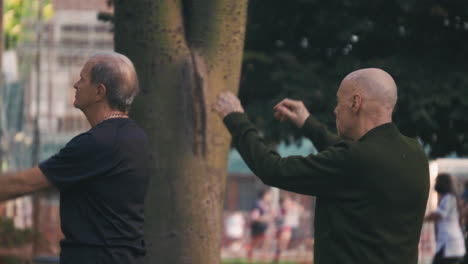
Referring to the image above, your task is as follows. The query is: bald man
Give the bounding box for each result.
[213,68,429,264]
[0,52,150,264]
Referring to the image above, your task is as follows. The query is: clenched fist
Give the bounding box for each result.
[273,98,310,128]
[212,92,245,118]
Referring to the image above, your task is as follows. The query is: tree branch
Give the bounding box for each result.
[185,0,249,63]
[114,0,189,61]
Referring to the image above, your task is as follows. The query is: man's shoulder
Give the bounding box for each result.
[89,119,144,142]
[357,125,422,149]
[350,127,428,175]
[66,131,96,148]
[66,126,119,154]
[92,119,146,136]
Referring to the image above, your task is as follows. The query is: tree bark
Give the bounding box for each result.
[114,1,248,263]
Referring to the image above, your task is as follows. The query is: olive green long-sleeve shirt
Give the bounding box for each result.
[224,112,429,264]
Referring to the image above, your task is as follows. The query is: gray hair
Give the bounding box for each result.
[89,51,139,112]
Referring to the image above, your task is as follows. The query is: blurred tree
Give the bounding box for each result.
[241,0,468,158]
[0,217,33,248]
[113,0,248,263]
[1,0,54,168]
[3,0,53,50]
[0,216,33,263]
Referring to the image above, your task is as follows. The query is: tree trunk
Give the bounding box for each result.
[114,1,248,263]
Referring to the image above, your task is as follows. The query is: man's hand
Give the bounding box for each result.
[273,99,310,128]
[212,92,245,118]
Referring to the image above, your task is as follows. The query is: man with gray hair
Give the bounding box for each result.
[0,52,150,264]
[213,68,430,264]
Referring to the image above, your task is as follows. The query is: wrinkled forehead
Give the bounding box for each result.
[81,59,97,76]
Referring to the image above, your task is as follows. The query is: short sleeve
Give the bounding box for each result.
[39,133,116,191]
[436,194,455,219]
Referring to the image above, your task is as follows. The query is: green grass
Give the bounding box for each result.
[222,259,298,264]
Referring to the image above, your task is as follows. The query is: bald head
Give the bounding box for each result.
[334,68,397,140]
[88,51,139,112]
[342,68,397,112]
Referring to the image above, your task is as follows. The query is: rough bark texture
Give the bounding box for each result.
[114,1,248,263]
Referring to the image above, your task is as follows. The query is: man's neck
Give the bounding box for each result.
[83,105,127,127]
[353,117,392,141]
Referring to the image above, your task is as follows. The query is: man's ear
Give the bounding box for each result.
[351,94,362,113]
[95,83,107,101]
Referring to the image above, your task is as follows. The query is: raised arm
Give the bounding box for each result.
[213,93,350,197]
[300,115,341,151]
[273,98,340,151]
[0,167,52,201]
[222,112,350,196]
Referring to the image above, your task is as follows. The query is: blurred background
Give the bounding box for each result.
[0,0,467,263]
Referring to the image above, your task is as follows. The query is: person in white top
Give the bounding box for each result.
[274,196,304,262]
[425,173,466,264]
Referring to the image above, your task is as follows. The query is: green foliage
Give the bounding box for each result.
[241,0,468,157]
[0,217,33,248]
[3,0,54,50]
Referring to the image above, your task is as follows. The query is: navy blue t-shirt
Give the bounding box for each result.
[39,118,150,264]
[250,201,268,236]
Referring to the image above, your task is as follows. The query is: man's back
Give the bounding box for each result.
[40,118,150,264]
[223,113,430,264]
[215,66,429,264]
[313,123,429,264]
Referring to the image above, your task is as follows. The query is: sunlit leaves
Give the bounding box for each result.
[3,0,54,50]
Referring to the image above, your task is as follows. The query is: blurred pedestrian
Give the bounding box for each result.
[274,195,303,262]
[461,181,468,203]
[224,211,246,252]
[425,173,465,264]
[246,188,276,262]
[461,181,468,264]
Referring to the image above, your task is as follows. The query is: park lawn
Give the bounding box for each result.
[222,259,298,264]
